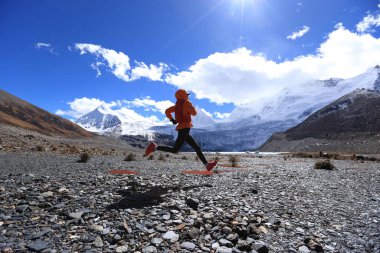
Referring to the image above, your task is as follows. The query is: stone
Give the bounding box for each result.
[101,227,110,235]
[186,198,199,210]
[296,227,305,234]
[2,247,13,253]
[41,191,54,198]
[298,246,311,253]
[189,227,199,239]
[216,247,233,253]
[68,211,83,220]
[90,224,103,232]
[162,231,179,242]
[212,242,220,249]
[58,187,68,193]
[142,246,157,253]
[203,213,214,219]
[314,245,324,252]
[252,241,269,253]
[115,245,129,253]
[93,236,103,248]
[27,240,50,252]
[16,205,29,213]
[219,239,232,246]
[151,237,163,245]
[181,242,196,250]
[258,226,268,234]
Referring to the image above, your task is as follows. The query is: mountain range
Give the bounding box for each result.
[76,66,380,151]
[260,88,380,153]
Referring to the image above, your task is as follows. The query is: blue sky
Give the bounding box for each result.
[1,0,380,122]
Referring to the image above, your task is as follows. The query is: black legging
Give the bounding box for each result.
[157,128,208,165]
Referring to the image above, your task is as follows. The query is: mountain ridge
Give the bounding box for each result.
[0,89,94,138]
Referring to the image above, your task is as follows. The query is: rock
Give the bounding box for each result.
[156,225,166,232]
[186,198,199,210]
[58,187,68,193]
[219,239,232,246]
[325,245,335,251]
[151,237,163,245]
[203,213,214,219]
[251,188,259,194]
[189,227,199,239]
[16,205,29,213]
[252,241,269,253]
[298,246,311,253]
[181,242,196,250]
[314,245,324,252]
[115,245,129,253]
[1,247,13,253]
[296,227,305,234]
[142,246,157,253]
[27,240,50,252]
[93,236,103,248]
[41,191,53,198]
[90,224,103,232]
[226,233,238,242]
[31,229,51,240]
[212,242,220,249]
[162,231,179,242]
[101,227,110,235]
[68,211,83,220]
[216,247,233,253]
[258,226,268,234]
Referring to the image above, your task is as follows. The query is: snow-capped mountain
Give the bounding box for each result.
[192,107,215,128]
[228,65,380,124]
[76,66,380,151]
[76,104,159,138]
[260,88,380,153]
[76,104,121,133]
[190,66,380,151]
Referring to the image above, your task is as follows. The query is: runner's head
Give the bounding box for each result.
[175,89,190,100]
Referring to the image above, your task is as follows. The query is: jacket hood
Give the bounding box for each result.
[175,89,189,100]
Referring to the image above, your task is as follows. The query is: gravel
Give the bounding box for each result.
[0,150,379,252]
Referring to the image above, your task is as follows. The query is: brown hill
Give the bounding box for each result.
[260,89,380,153]
[0,89,94,138]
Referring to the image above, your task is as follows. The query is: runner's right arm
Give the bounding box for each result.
[165,106,175,120]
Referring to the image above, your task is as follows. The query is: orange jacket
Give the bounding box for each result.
[165,89,197,130]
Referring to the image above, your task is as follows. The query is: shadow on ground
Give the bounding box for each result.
[107,183,212,210]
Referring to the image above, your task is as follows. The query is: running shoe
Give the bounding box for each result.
[144,142,157,157]
[206,161,218,171]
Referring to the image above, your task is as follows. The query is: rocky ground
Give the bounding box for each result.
[0,150,379,253]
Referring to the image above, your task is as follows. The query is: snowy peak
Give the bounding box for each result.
[192,107,215,128]
[76,105,121,131]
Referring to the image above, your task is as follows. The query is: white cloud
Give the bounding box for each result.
[213,112,231,119]
[35,42,57,54]
[74,43,169,81]
[124,97,174,114]
[56,96,174,124]
[166,24,380,105]
[56,97,106,118]
[286,26,310,40]
[356,13,380,33]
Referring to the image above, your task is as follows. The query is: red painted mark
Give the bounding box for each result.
[110,170,138,175]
